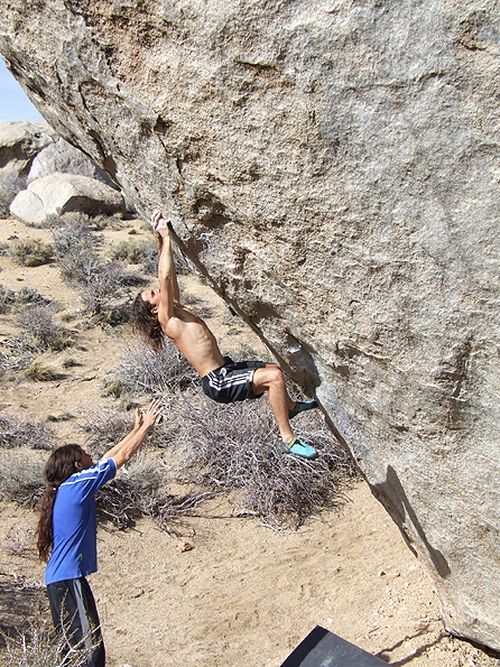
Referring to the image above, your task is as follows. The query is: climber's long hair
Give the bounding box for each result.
[132,291,164,352]
[36,444,83,562]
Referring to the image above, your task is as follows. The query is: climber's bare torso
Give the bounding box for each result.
[162,302,225,377]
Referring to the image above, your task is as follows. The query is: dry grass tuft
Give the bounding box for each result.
[23,361,61,382]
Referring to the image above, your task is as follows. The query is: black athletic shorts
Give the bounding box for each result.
[46,576,104,667]
[201,356,266,403]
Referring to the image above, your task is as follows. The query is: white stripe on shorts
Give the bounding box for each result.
[206,370,253,390]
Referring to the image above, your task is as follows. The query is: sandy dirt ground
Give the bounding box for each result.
[0,217,497,667]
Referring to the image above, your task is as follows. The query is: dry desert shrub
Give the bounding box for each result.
[97,455,211,531]
[0,452,45,507]
[69,255,127,314]
[0,284,16,313]
[15,287,51,307]
[104,342,352,525]
[182,292,214,320]
[168,391,355,528]
[52,217,103,255]
[79,406,174,456]
[0,526,35,557]
[0,411,54,450]
[25,213,62,229]
[139,243,190,277]
[0,448,205,534]
[92,213,123,230]
[9,239,54,267]
[0,285,52,315]
[41,211,118,231]
[0,337,35,373]
[1,618,96,667]
[140,244,160,275]
[110,238,156,265]
[53,219,142,315]
[107,339,197,397]
[137,241,189,277]
[0,305,72,374]
[58,250,125,314]
[0,173,26,218]
[18,305,72,352]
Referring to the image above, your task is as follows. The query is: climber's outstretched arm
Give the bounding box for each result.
[151,211,180,312]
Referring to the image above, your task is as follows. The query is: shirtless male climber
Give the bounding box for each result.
[132,211,319,459]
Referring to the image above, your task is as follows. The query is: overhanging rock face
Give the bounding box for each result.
[1,0,498,649]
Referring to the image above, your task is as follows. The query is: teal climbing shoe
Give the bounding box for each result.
[282,437,318,460]
[288,399,319,420]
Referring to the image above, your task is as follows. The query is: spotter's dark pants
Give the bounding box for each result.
[46,576,105,667]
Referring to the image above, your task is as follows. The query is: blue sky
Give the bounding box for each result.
[0,56,43,122]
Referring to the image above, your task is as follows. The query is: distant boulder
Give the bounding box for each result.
[0,121,56,215]
[0,121,55,175]
[10,172,125,225]
[27,138,118,189]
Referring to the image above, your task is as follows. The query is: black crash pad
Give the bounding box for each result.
[281,625,387,666]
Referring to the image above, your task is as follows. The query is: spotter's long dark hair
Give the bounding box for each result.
[36,444,83,562]
[131,292,164,351]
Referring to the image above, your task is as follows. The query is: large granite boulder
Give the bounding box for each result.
[27,137,118,189]
[0,121,56,214]
[10,173,125,225]
[0,0,498,650]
